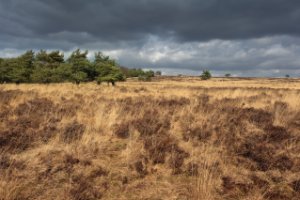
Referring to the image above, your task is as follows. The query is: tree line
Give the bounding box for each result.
[0,49,158,85]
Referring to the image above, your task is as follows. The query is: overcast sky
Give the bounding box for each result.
[1,0,300,76]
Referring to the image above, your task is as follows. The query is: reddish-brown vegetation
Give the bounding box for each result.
[0,78,300,199]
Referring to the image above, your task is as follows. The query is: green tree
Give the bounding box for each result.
[36,50,64,64]
[13,50,35,83]
[36,50,50,63]
[94,52,125,85]
[200,70,212,80]
[2,54,33,84]
[48,51,64,63]
[54,63,72,82]
[95,52,110,63]
[72,71,88,85]
[95,65,125,85]
[0,58,14,83]
[68,49,88,62]
[145,70,155,77]
[225,73,231,77]
[20,50,35,68]
[31,67,53,83]
[67,49,94,81]
[97,75,115,86]
[33,50,67,83]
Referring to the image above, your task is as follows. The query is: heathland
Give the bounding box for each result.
[1,77,300,200]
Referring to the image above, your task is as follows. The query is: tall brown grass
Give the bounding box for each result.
[1,77,300,200]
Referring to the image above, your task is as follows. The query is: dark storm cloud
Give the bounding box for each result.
[1,0,300,43]
[1,0,300,76]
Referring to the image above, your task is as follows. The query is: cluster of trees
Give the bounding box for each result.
[120,67,161,81]
[0,49,157,85]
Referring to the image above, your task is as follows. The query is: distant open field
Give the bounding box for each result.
[1,77,300,200]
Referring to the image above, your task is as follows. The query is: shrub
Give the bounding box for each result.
[138,74,152,82]
[113,123,130,138]
[60,122,85,143]
[155,71,162,76]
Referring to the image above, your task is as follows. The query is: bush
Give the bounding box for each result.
[200,70,212,80]
[155,71,162,76]
[138,74,152,82]
[144,70,155,77]
[60,122,85,143]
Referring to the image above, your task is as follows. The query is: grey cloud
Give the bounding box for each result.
[111,36,300,75]
[1,0,300,44]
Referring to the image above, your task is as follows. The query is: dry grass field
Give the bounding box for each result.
[1,77,300,200]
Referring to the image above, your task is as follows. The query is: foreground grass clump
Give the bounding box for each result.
[1,77,300,199]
